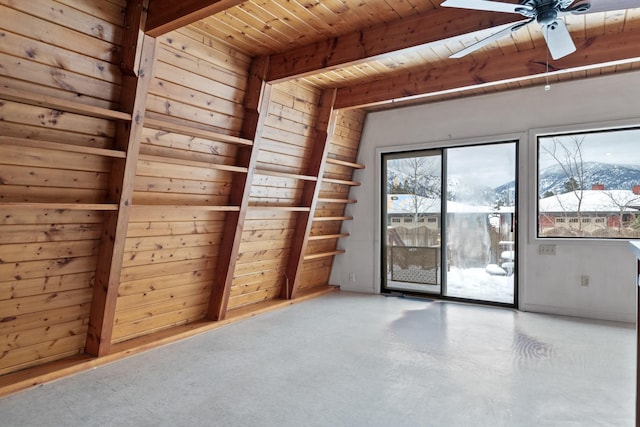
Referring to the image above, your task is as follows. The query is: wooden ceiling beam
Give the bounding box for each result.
[267,9,517,83]
[145,0,247,37]
[334,29,640,109]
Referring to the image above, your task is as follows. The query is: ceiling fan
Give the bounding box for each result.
[441,0,640,60]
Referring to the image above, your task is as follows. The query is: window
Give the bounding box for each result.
[391,218,401,223]
[538,127,640,238]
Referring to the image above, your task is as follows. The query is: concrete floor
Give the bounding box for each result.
[0,292,635,426]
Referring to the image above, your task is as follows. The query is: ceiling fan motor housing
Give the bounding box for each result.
[537,6,559,25]
[520,0,588,28]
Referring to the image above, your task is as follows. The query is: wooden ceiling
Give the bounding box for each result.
[145,0,640,109]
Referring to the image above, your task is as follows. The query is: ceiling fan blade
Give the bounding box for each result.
[542,19,576,60]
[441,0,533,14]
[450,20,530,58]
[571,0,640,14]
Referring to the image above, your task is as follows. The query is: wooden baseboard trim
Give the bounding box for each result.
[0,286,339,398]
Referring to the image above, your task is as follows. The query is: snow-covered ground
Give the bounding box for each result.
[446,267,514,304]
[387,267,514,304]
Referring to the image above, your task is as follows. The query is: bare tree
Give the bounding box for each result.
[603,190,640,233]
[388,155,441,222]
[540,136,586,231]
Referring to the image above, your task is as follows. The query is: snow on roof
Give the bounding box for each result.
[387,194,439,214]
[387,194,509,214]
[539,190,640,213]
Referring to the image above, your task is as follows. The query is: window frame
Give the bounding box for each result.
[532,121,640,241]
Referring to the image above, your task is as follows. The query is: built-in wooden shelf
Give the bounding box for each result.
[0,202,119,210]
[322,177,361,186]
[307,233,350,241]
[138,154,248,173]
[317,198,357,204]
[326,158,365,169]
[0,87,132,121]
[312,216,353,221]
[303,249,346,260]
[0,136,127,158]
[247,205,311,212]
[144,118,253,147]
[254,168,317,181]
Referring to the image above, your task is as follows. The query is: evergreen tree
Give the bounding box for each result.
[562,177,581,194]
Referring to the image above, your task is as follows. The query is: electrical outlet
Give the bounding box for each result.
[349,272,356,282]
[539,244,556,255]
[581,275,590,287]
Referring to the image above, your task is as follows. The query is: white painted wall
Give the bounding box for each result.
[331,71,640,322]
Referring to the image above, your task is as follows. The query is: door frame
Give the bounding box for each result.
[376,134,522,308]
[381,148,444,296]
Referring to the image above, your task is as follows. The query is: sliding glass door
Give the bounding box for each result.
[382,150,443,295]
[443,143,516,304]
[382,142,517,306]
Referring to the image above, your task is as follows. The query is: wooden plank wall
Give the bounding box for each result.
[0,0,366,380]
[229,82,320,310]
[112,28,250,343]
[0,0,125,375]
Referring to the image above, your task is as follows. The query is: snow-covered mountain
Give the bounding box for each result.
[388,162,640,208]
[538,162,640,196]
[447,177,499,206]
[496,162,640,198]
[389,173,511,207]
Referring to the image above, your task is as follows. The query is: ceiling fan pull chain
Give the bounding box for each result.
[545,25,551,91]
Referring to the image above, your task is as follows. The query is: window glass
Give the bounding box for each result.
[538,127,640,238]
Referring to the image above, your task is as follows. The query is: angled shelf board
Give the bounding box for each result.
[325,157,365,169]
[303,249,346,261]
[312,216,354,221]
[0,202,119,210]
[317,198,357,204]
[322,177,361,186]
[131,205,241,211]
[138,154,248,174]
[143,118,253,147]
[253,168,317,181]
[247,205,311,212]
[0,136,127,159]
[307,233,350,241]
[0,87,132,122]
